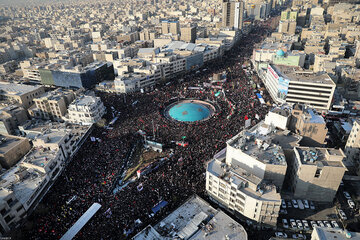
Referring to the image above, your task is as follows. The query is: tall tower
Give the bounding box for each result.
[222,0,244,30]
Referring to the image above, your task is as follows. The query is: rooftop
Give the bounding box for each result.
[295,147,346,168]
[0,135,27,155]
[134,195,247,240]
[227,123,289,165]
[0,165,46,206]
[271,64,335,85]
[313,226,360,239]
[0,82,43,96]
[207,159,280,200]
[70,95,98,107]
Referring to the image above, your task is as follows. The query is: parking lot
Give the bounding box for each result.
[275,199,342,239]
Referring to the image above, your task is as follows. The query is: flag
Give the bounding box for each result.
[245,115,249,120]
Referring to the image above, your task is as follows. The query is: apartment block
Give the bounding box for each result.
[0,83,45,109]
[66,95,106,125]
[289,147,347,202]
[289,104,328,147]
[31,89,75,121]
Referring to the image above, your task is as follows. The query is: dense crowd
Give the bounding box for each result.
[18,21,274,240]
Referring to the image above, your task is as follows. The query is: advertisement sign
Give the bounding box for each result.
[267,66,279,80]
[278,77,290,100]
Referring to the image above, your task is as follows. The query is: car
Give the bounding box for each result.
[275,232,288,238]
[310,220,318,229]
[281,199,287,208]
[317,221,325,228]
[280,209,288,214]
[297,200,305,210]
[324,221,332,228]
[343,191,351,200]
[292,199,299,208]
[303,200,310,209]
[296,219,303,229]
[290,219,297,229]
[287,201,292,208]
[292,233,306,239]
[331,221,340,229]
[302,220,310,230]
[348,200,355,209]
[309,201,315,210]
[338,209,347,220]
[282,219,289,228]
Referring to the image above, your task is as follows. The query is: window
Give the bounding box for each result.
[0,208,6,216]
[219,188,226,194]
[315,168,322,178]
[208,186,212,191]
[7,199,13,206]
[219,183,226,189]
[4,215,13,223]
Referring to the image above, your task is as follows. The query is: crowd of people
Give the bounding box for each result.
[19,20,275,240]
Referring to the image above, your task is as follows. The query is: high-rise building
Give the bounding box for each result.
[222,0,244,31]
[180,26,197,43]
[161,20,180,35]
[345,120,360,171]
[289,147,347,202]
[169,21,180,35]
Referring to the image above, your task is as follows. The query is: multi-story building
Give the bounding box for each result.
[180,26,197,43]
[39,61,114,89]
[206,122,295,226]
[133,195,248,240]
[0,105,28,135]
[222,0,244,31]
[0,83,45,109]
[288,104,328,147]
[263,64,336,110]
[289,147,347,202]
[161,20,180,35]
[30,89,75,121]
[66,95,106,125]
[311,226,360,240]
[344,120,360,172]
[0,124,91,234]
[0,135,31,169]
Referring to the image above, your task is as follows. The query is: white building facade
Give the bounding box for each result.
[67,96,106,125]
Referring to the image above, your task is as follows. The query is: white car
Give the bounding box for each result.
[292,233,306,239]
[292,199,299,208]
[281,199,287,208]
[290,219,297,229]
[302,220,310,230]
[303,200,310,209]
[324,221,332,228]
[338,209,347,220]
[310,220,318,229]
[317,221,325,227]
[343,191,352,200]
[331,221,340,229]
[275,232,288,238]
[348,200,355,209]
[310,201,315,210]
[282,219,289,228]
[296,219,303,229]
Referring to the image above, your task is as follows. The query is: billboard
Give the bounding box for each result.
[278,76,290,100]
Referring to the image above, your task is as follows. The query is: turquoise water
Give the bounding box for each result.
[168,102,211,122]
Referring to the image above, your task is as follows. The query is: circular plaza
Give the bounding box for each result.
[164,99,216,123]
